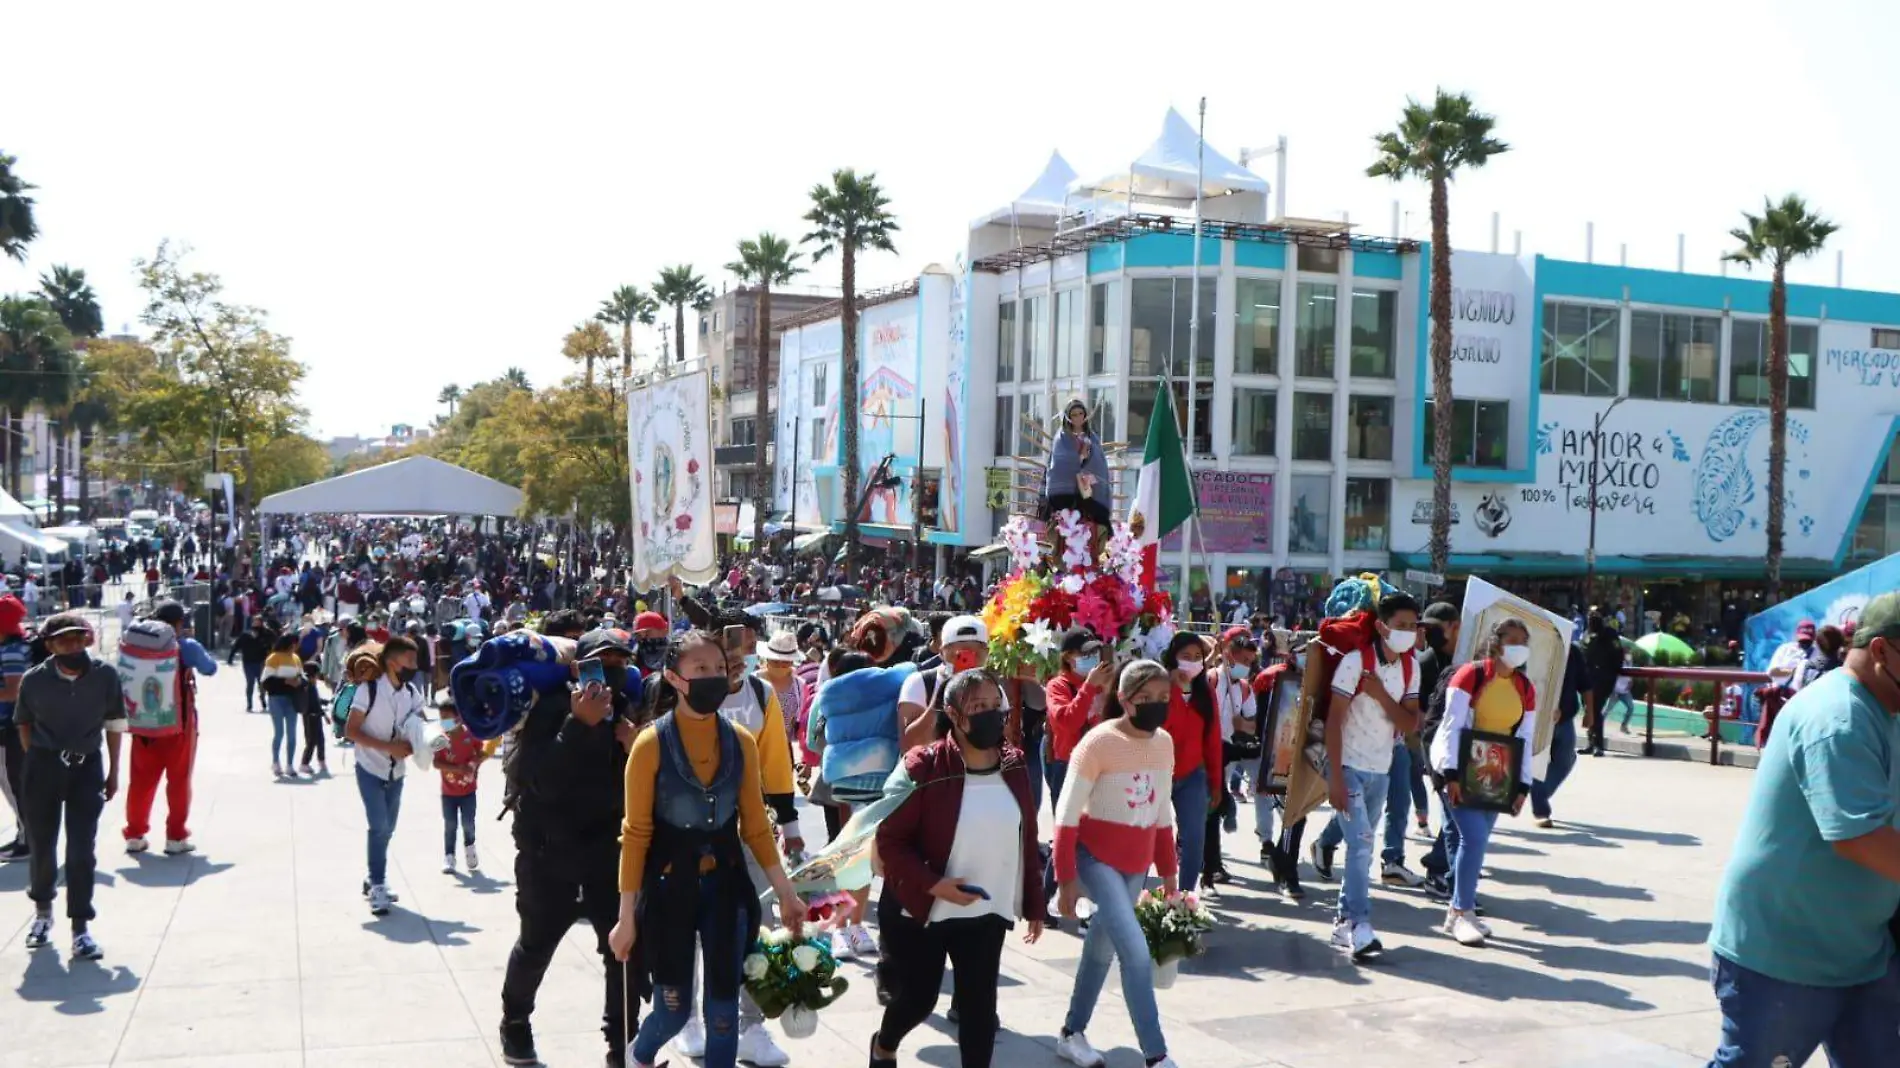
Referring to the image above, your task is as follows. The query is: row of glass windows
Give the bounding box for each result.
[1289,475,1392,554]
[995,384,1399,464]
[1540,300,1818,409]
[1851,493,1900,562]
[998,277,1399,386]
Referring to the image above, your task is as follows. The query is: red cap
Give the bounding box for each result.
[1795,620,1816,638]
[1220,625,1254,645]
[0,595,22,639]
[633,611,668,633]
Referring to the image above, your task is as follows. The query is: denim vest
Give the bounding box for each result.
[653,711,743,840]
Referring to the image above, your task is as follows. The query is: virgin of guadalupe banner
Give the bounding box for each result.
[628,371,718,589]
[1454,576,1576,779]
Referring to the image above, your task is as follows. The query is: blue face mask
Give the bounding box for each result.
[743,654,761,674]
[1073,654,1101,674]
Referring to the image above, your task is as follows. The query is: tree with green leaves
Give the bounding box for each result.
[803,168,898,571]
[37,265,102,518]
[653,265,711,366]
[597,284,657,378]
[0,297,72,499]
[1368,90,1508,580]
[437,383,462,418]
[501,367,532,391]
[0,153,37,263]
[562,322,618,390]
[727,233,805,544]
[69,339,152,520]
[1725,195,1839,604]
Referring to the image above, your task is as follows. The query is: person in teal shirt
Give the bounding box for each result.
[1706,591,1900,1067]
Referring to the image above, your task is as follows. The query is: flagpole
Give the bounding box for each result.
[1179,96,1206,616]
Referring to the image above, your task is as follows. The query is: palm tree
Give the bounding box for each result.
[0,297,70,499]
[727,233,805,544]
[0,153,37,263]
[653,265,711,365]
[803,169,899,571]
[38,266,104,339]
[501,367,532,391]
[39,346,77,523]
[68,379,110,522]
[438,383,462,417]
[1725,195,1839,604]
[596,285,658,378]
[1367,90,1508,580]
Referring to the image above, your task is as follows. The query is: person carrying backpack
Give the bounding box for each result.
[122,601,219,857]
[0,596,32,862]
[342,635,426,917]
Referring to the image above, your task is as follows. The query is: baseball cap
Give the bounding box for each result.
[941,615,989,646]
[633,611,669,634]
[1220,625,1256,648]
[1795,619,1817,639]
[1422,602,1461,625]
[1850,596,1900,649]
[1059,629,1103,656]
[40,612,92,641]
[0,595,24,639]
[577,628,633,659]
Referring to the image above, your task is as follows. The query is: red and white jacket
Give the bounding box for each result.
[1052,723,1179,883]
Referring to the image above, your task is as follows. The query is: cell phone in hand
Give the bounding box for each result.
[578,658,606,692]
[956,883,991,900]
[722,624,748,653]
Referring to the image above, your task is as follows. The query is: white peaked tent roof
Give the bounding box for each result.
[1072,108,1270,202]
[973,151,1080,226]
[0,485,34,521]
[257,455,524,516]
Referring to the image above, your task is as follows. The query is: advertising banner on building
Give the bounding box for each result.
[984,467,1012,511]
[714,504,739,535]
[856,300,920,528]
[628,371,717,589]
[1163,471,1273,554]
[940,264,969,537]
[1743,551,1900,671]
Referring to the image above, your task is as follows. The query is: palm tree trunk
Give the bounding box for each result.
[622,322,633,379]
[754,286,772,546]
[77,424,91,522]
[585,354,594,389]
[1428,175,1455,579]
[674,304,686,364]
[841,243,862,575]
[50,418,63,523]
[1766,263,1789,604]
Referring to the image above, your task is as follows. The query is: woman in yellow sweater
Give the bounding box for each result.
[610,631,803,1068]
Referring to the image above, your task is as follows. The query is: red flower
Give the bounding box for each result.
[675,514,693,531]
[1030,587,1078,629]
[687,458,701,475]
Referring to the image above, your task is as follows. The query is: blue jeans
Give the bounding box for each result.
[631,874,749,1068]
[1532,717,1578,820]
[1708,951,1900,1066]
[354,766,405,887]
[1171,767,1210,890]
[267,695,299,768]
[1446,802,1498,912]
[1044,756,1069,816]
[1610,692,1637,730]
[1063,847,1167,1060]
[1334,766,1389,926]
[441,792,476,854]
[1382,742,1413,866]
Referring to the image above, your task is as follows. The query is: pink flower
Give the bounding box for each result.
[675,514,693,531]
[687,458,701,475]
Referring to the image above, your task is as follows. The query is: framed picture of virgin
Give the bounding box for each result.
[1454,730,1524,814]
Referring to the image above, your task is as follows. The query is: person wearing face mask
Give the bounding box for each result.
[121,600,218,857]
[1210,627,1260,887]
[869,669,1045,1068]
[1416,603,1463,900]
[756,630,808,790]
[1159,631,1223,894]
[1429,618,1537,947]
[898,616,1000,751]
[609,631,805,1068]
[1050,659,1182,1068]
[1046,631,1117,811]
[343,634,427,918]
[1703,590,1900,1068]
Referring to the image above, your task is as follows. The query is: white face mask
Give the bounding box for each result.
[1501,644,1532,669]
[1384,628,1418,654]
[1177,659,1204,680]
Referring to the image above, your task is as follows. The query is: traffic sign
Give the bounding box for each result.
[1404,568,1445,588]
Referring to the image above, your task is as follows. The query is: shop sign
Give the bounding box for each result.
[1164,471,1273,554]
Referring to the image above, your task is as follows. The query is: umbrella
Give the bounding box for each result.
[1634,632,1696,665]
[745,602,795,617]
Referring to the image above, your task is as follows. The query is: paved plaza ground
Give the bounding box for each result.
[0,651,1756,1068]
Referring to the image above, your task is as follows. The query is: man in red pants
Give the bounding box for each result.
[123,601,219,856]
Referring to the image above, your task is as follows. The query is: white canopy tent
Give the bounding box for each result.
[1068,108,1270,223]
[973,150,1080,228]
[0,486,38,524]
[257,455,525,517]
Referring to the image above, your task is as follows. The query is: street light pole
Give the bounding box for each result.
[1584,395,1627,606]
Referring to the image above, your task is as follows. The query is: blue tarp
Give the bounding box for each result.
[1742,552,1900,671]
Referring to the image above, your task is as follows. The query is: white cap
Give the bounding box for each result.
[942,614,989,646]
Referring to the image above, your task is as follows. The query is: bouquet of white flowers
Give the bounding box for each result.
[741,926,849,1039]
[1132,888,1214,988]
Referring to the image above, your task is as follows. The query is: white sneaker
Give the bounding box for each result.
[24,915,52,949]
[1329,920,1354,951]
[465,844,480,872]
[367,884,392,916]
[1447,912,1487,947]
[1472,915,1494,938]
[1054,1030,1108,1067]
[830,929,857,961]
[360,880,399,903]
[1380,861,1425,887]
[736,1023,790,1066]
[71,931,103,961]
[163,838,194,855]
[673,1015,707,1057]
[1350,921,1383,960]
[442,853,457,874]
[124,836,149,854]
[842,922,878,958]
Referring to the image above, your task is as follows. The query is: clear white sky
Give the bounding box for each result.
[4,0,1895,439]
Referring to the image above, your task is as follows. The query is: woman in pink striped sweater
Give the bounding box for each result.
[1050,659,1181,1068]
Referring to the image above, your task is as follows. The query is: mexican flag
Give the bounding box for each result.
[1130,386,1195,590]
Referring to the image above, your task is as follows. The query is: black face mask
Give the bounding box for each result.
[1424,624,1447,653]
[637,639,667,669]
[55,651,89,673]
[603,666,630,693]
[1131,700,1170,732]
[396,666,418,686]
[961,708,1005,751]
[683,676,729,715]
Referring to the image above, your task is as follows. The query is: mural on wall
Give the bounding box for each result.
[857,302,918,527]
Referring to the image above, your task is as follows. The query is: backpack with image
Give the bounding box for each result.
[117,618,182,737]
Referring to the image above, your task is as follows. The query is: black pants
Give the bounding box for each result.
[299,710,326,766]
[1586,686,1613,751]
[501,842,630,1054]
[874,894,1007,1068]
[0,727,24,836]
[22,748,105,923]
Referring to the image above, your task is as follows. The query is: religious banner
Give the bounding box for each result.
[628,371,717,589]
[1454,576,1576,777]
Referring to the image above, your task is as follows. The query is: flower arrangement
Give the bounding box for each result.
[742,926,849,1039]
[1134,887,1215,967]
[982,511,1176,679]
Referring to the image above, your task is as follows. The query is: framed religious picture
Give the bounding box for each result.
[1454,729,1524,814]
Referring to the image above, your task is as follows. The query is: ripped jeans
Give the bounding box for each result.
[631,874,752,1068]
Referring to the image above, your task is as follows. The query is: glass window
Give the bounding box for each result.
[996,301,1017,384]
[1540,301,1619,396]
[1630,311,1719,402]
[1231,388,1276,457]
[1298,245,1340,273]
[812,361,828,405]
[1017,392,1046,456]
[1235,278,1280,376]
[1087,385,1118,446]
[1347,395,1393,461]
[1740,322,1822,410]
[1128,380,1212,457]
[1881,432,1900,486]
[1054,289,1085,379]
[1344,478,1390,551]
[1423,398,1510,469]
[1294,282,1337,378]
[1289,474,1331,554]
[1127,277,1213,380]
[1875,328,1900,350]
[993,394,1015,459]
[1349,289,1396,378]
[1851,496,1900,561]
[1024,296,1050,381]
[1089,281,1119,376]
[730,417,756,447]
[811,418,826,461]
[1293,392,1333,461]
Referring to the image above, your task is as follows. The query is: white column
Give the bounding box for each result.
[1331,249,1353,577]
[1274,251,1297,563]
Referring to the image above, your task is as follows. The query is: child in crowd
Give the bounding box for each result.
[262,633,306,777]
[433,693,485,874]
